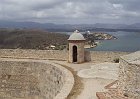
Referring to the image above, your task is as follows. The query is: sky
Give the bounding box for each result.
[0,0,140,24]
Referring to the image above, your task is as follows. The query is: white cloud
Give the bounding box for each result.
[0,0,140,24]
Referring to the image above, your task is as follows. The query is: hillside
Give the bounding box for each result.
[83,32,117,48]
[0,29,69,50]
[83,32,117,40]
[0,29,117,50]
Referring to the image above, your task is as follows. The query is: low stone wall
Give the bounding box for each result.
[0,49,128,62]
[0,58,74,99]
[118,51,140,99]
[89,51,129,62]
[84,50,91,62]
[0,49,68,61]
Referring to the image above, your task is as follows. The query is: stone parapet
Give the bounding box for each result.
[0,58,74,99]
[118,51,140,99]
[0,49,128,62]
[0,49,68,61]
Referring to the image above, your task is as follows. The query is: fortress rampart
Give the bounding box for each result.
[0,58,74,99]
[118,51,140,99]
[0,49,128,62]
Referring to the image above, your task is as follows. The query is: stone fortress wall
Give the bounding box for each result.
[118,51,140,99]
[0,49,135,99]
[0,49,128,62]
[0,58,74,99]
[0,49,68,61]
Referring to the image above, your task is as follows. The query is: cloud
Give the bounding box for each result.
[0,0,140,24]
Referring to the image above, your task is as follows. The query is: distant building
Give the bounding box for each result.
[87,31,91,34]
[49,45,56,50]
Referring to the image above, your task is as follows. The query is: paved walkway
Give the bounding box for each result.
[52,61,119,99]
[78,62,119,80]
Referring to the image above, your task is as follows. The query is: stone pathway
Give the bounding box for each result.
[76,78,114,99]
[52,61,119,99]
[77,62,119,80]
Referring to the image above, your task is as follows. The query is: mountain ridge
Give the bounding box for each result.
[0,20,140,32]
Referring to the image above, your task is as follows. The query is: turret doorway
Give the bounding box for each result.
[73,46,77,62]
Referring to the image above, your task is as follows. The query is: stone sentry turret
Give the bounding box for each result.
[68,30,86,63]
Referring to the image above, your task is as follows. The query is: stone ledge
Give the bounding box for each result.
[96,90,129,99]
[0,49,68,61]
[96,80,128,99]
[120,51,140,64]
[49,62,74,99]
[105,80,118,89]
[96,92,106,99]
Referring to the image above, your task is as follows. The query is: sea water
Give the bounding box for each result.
[90,31,140,52]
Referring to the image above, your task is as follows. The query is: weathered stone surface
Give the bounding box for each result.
[0,49,128,63]
[0,59,74,99]
[118,51,140,99]
[68,42,85,63]
[0,49,68,61]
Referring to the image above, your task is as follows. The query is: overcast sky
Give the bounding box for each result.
[0,0,140,24]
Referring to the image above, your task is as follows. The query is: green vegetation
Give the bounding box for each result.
[0,28,69,50]
[113,58,120,63]
[0,28,117,50]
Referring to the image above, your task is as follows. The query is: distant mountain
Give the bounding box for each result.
[93,23,126,29]
[0,20,140,32]
[123,23,140,29]
[0,20,56,29]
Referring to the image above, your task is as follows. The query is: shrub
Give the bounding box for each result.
[113,58,119,63]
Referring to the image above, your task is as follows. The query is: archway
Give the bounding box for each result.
[73,45,77,62]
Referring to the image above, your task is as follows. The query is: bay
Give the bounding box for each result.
[89,31,140,52]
